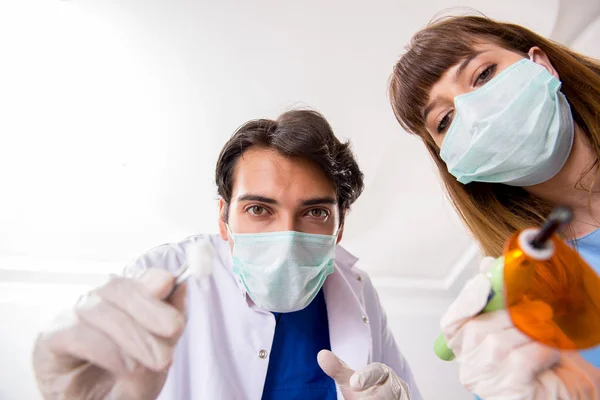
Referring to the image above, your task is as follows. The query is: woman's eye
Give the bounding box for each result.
[247,206,267,216]
[475,64,497,87]
[307,209,329,218]
[437,111,454,134]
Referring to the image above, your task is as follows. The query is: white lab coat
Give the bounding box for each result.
[124,234,422,400]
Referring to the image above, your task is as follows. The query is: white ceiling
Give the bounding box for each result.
[1,0,599,291]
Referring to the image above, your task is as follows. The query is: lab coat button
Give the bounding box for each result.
[362,315,369,324]
[258,349,268,359]
[356,274,363,282]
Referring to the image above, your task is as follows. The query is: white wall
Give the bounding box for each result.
[1,1,599,399]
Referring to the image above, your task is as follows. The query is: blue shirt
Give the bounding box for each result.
[261,290,337,400]
[571,228,600,367]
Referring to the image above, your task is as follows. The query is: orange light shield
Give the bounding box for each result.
[504,231,600,350]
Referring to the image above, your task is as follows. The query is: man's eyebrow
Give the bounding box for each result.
[236,194,279,204]
[301,197,336,206]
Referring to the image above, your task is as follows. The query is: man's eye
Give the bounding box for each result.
[247,206,267,216]
[307,209,329,218]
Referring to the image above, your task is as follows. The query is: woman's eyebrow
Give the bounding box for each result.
[423,50,491,121]
[454,50,490,81]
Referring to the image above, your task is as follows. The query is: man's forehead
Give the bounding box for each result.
[230,147,337,203]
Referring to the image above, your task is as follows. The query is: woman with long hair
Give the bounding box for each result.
[389,15,600,399]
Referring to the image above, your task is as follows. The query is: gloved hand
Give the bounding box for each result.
[317,350,411,399]
[32,268,187,400]
[442,257,600,400]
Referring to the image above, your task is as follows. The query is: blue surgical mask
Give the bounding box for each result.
[440,58,574,186]
[226,226,338,313]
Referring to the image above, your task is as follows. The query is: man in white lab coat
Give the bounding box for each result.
[32,110,422,400]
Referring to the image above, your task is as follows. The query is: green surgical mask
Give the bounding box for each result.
[440,58,574,186]
[227,226,338,313]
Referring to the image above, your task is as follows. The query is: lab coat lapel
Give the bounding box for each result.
[324,263,371,372]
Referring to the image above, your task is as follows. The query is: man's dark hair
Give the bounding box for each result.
[215,109,364,224]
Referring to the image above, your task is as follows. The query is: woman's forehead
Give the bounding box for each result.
[427,43,512,92]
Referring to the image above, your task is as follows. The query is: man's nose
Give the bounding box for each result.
[274,213,297,232]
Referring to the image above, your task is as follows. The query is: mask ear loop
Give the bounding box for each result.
[333,224,342,240]
[225,223,234,242]
[528,50,535,62]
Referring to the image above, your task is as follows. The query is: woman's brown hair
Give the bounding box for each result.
[389,15,600,256]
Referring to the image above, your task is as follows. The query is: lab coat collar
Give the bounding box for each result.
[209,235,249,299]
[335,244,360,269]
